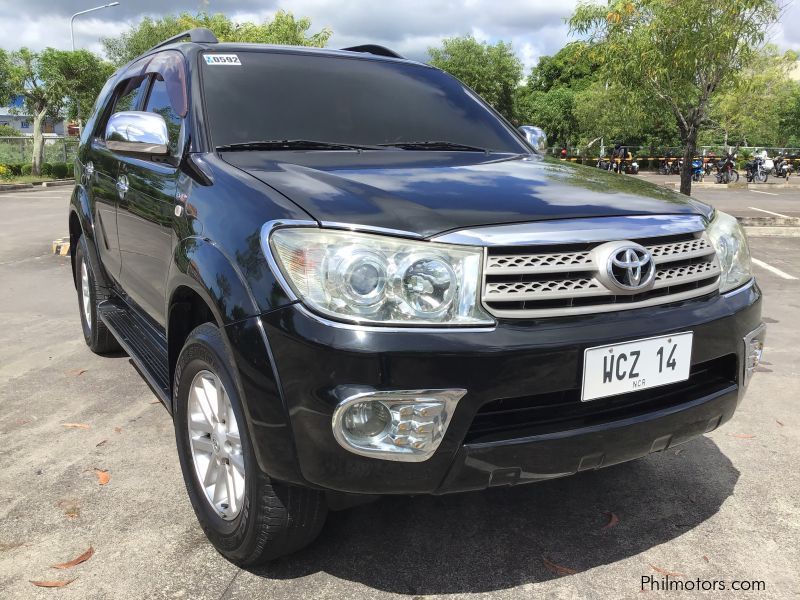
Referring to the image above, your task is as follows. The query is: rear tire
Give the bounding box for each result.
[173,323,327,565]
[74,235,121,354]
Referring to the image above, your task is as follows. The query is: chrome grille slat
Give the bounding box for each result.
[482,231,720,318]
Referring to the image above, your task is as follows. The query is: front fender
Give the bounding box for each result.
[167,237,306,484]
[168,236,260,326]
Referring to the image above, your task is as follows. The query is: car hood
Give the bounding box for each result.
[222,151,710,238]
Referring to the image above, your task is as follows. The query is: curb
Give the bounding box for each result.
[738,216,800,227]
[52,238,70,256]
[42,179,75,188]
[0,179,74,193]
[744,226,800,237]
[0,183,34,192]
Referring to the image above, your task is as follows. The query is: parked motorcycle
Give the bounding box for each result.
[772,154,794,179]
[715,153,739,184]
[744,155,769,183]
[691,158,705,182]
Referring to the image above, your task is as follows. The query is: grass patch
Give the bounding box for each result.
[1,175,61,185]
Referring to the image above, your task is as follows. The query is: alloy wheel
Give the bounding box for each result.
[81,259,91,328]
[187,370,246,520]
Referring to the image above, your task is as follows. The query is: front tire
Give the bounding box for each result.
[74,236,121,354]
[173,323,327,565]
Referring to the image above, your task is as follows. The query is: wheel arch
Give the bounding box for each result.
[166,236,262,409]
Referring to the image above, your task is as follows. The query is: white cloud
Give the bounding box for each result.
[0,0,797,74]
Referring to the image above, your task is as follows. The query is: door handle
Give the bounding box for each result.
[116,174,129,199]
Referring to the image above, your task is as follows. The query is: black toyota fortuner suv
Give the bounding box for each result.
[69,28,766,564]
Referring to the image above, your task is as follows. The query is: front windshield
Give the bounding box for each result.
[201,50,525,153]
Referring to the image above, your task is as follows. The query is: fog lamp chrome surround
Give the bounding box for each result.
[331,387,467,462]
[742,323,767,388]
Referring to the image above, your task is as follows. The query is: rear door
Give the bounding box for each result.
[116,53,188,326]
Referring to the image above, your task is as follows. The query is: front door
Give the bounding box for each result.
[116,66,186,326]
[88,75,150,283]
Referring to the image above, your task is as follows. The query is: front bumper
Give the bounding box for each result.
[250,280,762,495]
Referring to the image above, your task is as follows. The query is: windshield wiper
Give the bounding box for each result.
[378,140,489,152]
[216,139,385,152]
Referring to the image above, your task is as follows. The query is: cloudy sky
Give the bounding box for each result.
[1,0,798,72]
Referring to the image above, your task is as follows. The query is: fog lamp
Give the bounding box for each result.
[743,323,767,388]
[332,388,467,462]
[342,401,391,439]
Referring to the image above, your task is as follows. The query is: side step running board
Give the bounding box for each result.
[98,298,171,408]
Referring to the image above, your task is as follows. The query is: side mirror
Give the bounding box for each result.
[518,125,547,153]
[105,111,169,155]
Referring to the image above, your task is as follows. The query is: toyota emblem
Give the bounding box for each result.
[592,241,656,294]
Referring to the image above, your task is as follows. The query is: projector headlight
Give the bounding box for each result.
[266,226,493,326]
[706,211,753,293]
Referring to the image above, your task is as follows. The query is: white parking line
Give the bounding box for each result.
[750,190,778,196]
[752,258,798,280]
[748,206,792,218]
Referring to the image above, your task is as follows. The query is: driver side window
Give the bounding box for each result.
[95,76,149,140]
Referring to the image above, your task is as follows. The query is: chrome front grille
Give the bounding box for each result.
[483,231,721,318]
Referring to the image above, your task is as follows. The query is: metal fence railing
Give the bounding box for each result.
[0,136,80,166]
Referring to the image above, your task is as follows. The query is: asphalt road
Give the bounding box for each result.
[637,172,800,218]
[1,186,798,599]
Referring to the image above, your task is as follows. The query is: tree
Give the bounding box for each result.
[428,36,523,122]
[0,48,112,175]
[102,11,332,66]
[516,87,579,147]
[570,0,781,195]
[707,48,797,147]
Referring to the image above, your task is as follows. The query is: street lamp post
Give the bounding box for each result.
[70,2,120,136]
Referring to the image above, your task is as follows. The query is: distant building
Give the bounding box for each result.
[0,95,65,136]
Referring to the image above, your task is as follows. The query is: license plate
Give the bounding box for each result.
[581,332,693,402]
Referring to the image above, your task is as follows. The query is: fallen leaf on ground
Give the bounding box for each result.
[65,368,87,377]
[94,469,110,486]
[62,423,90,430]
[16,419,31,425]
[702,555,709,562]
[56,499,80,520]
[776,420,784,427]
[542,557,577,575]
[650,564,684,577]
[30,580,75,588]
[729,433,755,439]
[113,427,122,434]
[601,511,620,530]
[149,400,160,404]
[52,547,94,569]
[95,440,107,448]
[674,448,684,455]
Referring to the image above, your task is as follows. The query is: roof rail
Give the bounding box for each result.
[340,44,404,59]
[149,27,219,52]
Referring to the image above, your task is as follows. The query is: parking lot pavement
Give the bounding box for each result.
[1,188,798,599]
[636,172,800,218]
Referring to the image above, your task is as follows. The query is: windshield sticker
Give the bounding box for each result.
[204,54,241,66]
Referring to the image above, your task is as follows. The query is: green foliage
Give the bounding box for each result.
[51,163,69,179]
[428,36,523,121]
[527,42,599,93]
[0,48,113,174]
[516,87,578,147]
[101,11,332,66]
[707,48,798,146]
[20,163,32,176]
[570,0,782,193]
[0,124,19,137]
